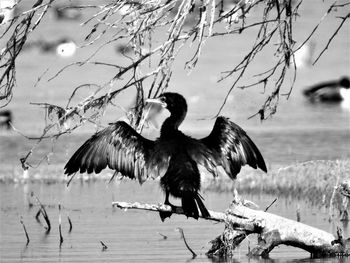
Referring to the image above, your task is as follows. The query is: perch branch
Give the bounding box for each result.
[112,201,225,222]
[112,200,350,257]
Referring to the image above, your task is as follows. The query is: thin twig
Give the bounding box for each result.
[264,198,278,212]
[313,13,350,65]
[176,227,197,259]
[59,203,64,247]
[296,205,301,222]
[35,208,42,222]
[35,196,51,233]
[68,216,73,233]
[100,241,108,251]
[20,218,30,246]
[157,232,168,240]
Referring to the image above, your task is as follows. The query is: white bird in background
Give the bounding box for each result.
[292,42,316,69]
[56,40,77,58]
[303,76,350,109]
[22,38,77,58]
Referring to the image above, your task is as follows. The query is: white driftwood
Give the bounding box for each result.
[112,201,350,257]
[226,203,349,257]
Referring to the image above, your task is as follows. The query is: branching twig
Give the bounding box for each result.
[35,196,51,233]
[313,12,350,64]
[0,0,55,107]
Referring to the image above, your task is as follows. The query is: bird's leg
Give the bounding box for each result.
[159,190,176,222]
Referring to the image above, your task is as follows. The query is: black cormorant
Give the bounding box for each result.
[64,92,267,220]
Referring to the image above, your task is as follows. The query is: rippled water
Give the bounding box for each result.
[1,0,349,262]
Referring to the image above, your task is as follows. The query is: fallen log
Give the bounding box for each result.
[112,199,350,258]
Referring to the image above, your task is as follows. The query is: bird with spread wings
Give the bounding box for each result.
[65,92,267,221]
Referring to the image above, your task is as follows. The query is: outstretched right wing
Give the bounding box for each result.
[187,116,267,180]
[201,116,267,179]
[64,121,154,184]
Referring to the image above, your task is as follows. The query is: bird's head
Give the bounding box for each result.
[146,92,188,131]
[146,92,187,115]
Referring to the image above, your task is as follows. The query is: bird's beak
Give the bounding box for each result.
[145,98,167,108]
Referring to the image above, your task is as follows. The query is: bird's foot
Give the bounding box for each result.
[159,202,177,222]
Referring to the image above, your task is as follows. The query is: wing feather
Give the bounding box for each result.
[199,116,267,179]
[64,121,154,183]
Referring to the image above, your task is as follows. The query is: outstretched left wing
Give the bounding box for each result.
[64,121,154,183]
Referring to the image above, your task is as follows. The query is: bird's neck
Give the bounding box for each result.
[160,111,186,137]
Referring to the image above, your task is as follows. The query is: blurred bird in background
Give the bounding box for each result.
[303,76,350,104]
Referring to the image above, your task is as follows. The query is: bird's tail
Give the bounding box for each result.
[195,193,211,218]
[182,192,210,219]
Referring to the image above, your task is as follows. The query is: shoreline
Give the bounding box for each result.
[1,159,349,208]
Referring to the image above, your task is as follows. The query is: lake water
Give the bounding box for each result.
[1,0,350,262]
[1,181,349,262]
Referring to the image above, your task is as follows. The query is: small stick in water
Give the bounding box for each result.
[157,232,168,240]
[264,198,278,212]
[20,218,30,246]
[28,192,34,209]
[35,208,42,222]
[35,196,51,233]
[176,227,197,259]
[67,216,73,233]
[296,205,301,222]
[100,241,108,251]
[58,203,64,247]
